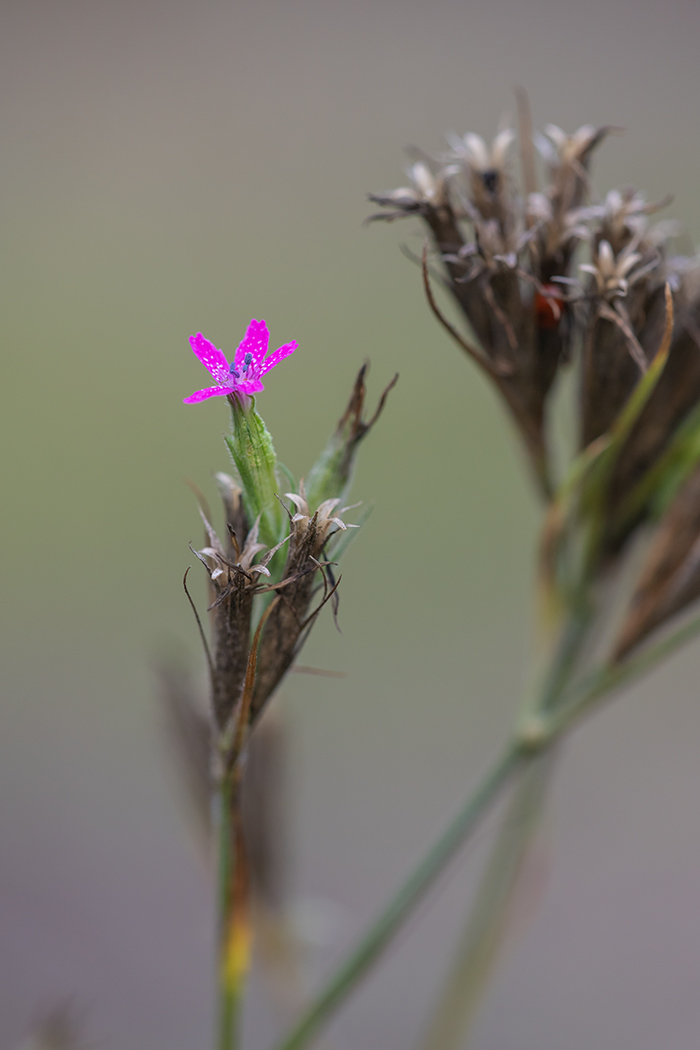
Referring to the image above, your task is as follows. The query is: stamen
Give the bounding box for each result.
[242,352,253,373]
[229,364,240,377]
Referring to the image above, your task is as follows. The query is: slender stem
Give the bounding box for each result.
[546,606,700,740]
[265,591,700,1050]
[216,773,250,1050]
[539,605,591,712]
[268,745,525,1050]
[415,750,556,1050]
[415,600,591,1050]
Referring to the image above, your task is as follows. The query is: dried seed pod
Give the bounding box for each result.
[613,462,700,659]
[580,278,665,448]
[607,296,700,529]
[577,196,677,448]
[251,491,352,720]
[192,489,271,731]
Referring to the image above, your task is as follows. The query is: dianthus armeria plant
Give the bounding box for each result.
[339,101,699,1048]
[175,104,700,1050]
[180,318,396,1050]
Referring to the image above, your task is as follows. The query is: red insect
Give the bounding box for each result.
[534,284,564,329]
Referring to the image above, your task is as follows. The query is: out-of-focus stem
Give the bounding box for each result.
[415,750,556,1050]
[545,604,700,739]
[415,597,590,1050]
[267,580,700,1050]
[269,745,525,1050]
[267,610,587,1050]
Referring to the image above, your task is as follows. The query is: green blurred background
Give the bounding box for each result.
[2,0,700,1047]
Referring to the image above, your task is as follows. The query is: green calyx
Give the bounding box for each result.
[224,394,284,549]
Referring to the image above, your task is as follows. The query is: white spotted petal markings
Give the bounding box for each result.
[183,318,298,403]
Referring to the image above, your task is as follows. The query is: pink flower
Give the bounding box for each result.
[183,318,298,404]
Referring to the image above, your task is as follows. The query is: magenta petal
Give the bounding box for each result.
[183,384,232,404]
[260,340,298,374]
[236,376,265,394]
[234,318,269,368]
[189,334,230,384]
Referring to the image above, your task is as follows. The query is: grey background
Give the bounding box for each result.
[2,0,700,1047]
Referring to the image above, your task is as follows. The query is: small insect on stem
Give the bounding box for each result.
[534,284,564,329]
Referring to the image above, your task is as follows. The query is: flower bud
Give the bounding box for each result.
[304,365,397,510]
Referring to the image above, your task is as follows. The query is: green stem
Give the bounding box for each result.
[516,600,592,744]
[540,605,591,713]
[546,606,700,740]
[416,750,556,1050]
[268,745,524,1050]
[415,602,591,1050]
[216,776,242,1050]
[266,603,700,1050]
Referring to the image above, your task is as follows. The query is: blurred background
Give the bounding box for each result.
[2,0,700,1047]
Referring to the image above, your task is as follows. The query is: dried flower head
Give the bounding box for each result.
[191,490,274,731]
[368,115,619,494]
[250,492,351,720]
[368,104,700,520]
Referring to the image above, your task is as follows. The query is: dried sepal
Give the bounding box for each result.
[613,463,700,659]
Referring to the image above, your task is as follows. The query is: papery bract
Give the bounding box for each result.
[183,318,297,403]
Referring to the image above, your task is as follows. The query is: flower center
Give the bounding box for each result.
[229,351,254,381]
